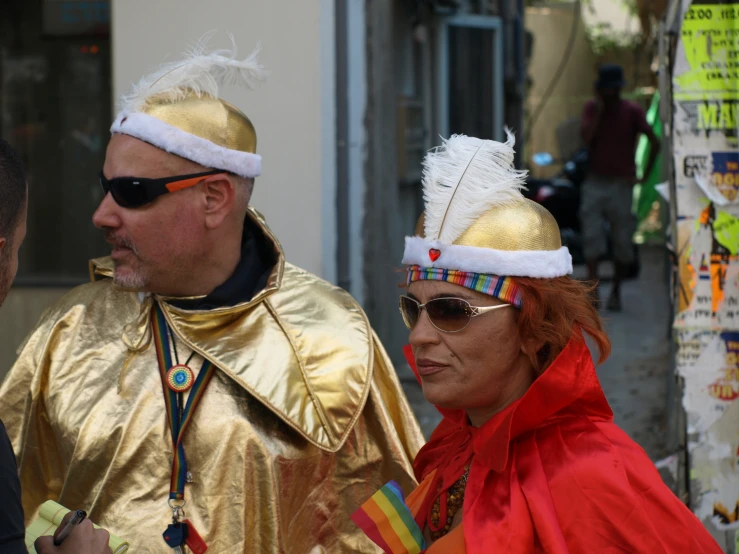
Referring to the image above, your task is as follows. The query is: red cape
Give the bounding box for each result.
[404,338,722,553]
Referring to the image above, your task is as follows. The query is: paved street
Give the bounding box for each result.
[400,245,673,463]
[588,246,672,461]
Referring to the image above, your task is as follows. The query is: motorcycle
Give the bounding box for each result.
[525,149,639,277]
[524,148,588,265]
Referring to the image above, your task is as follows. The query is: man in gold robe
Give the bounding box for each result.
[0,41,423,553]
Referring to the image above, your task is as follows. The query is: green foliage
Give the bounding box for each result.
[528,0,642,55]
[585,22,641,56]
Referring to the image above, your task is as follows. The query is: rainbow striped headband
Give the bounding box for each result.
[407,265,523,307]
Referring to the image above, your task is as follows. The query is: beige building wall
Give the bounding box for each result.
[526,2,597,177]
[526,0,654,178]
[1,1,337,380]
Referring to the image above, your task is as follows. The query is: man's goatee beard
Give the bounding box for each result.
[113,267,147,290]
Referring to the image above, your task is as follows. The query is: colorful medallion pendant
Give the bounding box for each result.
[167,365,195,393]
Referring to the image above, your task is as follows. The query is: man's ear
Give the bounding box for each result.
[203,175,236,230]
[0,237,6,253]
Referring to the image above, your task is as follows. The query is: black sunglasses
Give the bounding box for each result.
[99,170,226,208]
[399,295,511,333]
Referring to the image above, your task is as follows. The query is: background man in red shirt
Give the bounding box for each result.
[580,64,660,311]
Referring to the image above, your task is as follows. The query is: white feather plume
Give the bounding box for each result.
[119,31,266,112]
[422,131,527,244]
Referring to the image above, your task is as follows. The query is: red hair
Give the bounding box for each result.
[513,277,610,372]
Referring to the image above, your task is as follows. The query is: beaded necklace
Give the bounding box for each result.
[429,465,470,541]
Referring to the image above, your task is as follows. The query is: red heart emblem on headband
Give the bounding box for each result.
[429,249,441,262]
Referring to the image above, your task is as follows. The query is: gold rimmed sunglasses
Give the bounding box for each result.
[399,295,512,333]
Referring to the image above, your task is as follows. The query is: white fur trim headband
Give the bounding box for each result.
[402,236,573,278]
[111,111,261,179]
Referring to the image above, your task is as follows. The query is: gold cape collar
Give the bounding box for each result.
[88,208,372,452]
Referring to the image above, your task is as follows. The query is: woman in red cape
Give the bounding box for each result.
[354,133,721,553]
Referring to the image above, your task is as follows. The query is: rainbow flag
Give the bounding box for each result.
[352,481,426,554]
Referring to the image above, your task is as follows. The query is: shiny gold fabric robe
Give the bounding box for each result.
[0,210,424,553]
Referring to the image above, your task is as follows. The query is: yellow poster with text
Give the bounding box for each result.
[676,3,739,100]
